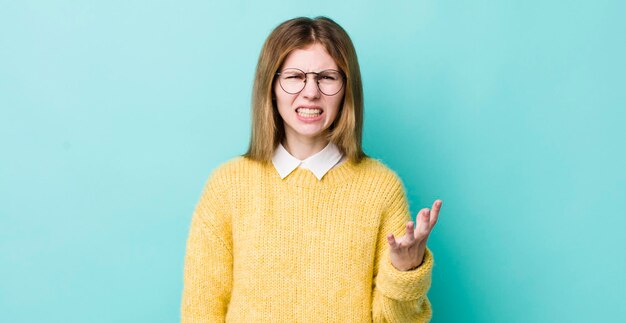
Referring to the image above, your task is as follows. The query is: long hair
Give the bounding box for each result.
[243,16,367,163]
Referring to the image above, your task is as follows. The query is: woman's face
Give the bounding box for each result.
[274,42,344,145]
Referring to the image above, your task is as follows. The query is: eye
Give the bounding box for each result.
[284,73,305,80]
[319,72,339,81]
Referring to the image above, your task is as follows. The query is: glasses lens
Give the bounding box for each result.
[318,70,344,96]
[278,69,305,94]
[277,69,345,95]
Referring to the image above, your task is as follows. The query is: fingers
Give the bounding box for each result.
[429,199,442,227]
[412,199,443,240]
[389,222,417,251]
[390,199,444,249]
[405,221,416,243]
[414,208,430,240]
[386,233,398,250]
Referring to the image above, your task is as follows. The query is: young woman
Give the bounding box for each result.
[181,16,442,322]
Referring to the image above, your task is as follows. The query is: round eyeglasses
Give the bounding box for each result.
[275,68,346,96]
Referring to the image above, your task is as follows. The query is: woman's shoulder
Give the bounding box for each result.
[206,155,269,183]
[359,156,404,183]
[211,155,249,172]
[357,157,410,204]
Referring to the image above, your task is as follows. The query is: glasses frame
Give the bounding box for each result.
[275,68,346,96]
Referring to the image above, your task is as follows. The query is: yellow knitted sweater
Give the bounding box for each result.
[181,156,434,322]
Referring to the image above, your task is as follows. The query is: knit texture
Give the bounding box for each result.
[181,156,434,322]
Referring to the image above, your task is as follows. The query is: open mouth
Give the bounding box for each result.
[296,107,323,118]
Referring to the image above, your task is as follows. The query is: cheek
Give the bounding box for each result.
[274,92,293,118]
[274,83,293,105]
[330,93,344,113]
[326,101,341,122]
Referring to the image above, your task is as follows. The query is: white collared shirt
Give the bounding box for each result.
[271,141,346,180]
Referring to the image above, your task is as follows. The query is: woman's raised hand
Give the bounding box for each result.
[386,200,442,271]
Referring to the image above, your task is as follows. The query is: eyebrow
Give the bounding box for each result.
[281,67,339,72]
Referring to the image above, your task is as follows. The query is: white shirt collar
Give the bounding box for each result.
[271,141,345,180]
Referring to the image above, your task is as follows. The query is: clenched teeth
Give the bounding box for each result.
[297,108,322,117]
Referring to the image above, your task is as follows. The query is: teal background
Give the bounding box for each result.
[1,0,624,322]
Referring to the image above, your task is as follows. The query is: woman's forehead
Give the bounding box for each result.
[281,43,338,71]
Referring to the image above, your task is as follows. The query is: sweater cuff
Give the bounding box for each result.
[376,247,434,301]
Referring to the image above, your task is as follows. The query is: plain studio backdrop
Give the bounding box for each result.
[1,1,624,322]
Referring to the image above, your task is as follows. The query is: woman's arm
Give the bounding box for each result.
[371,173,435,323]
[371,248,434,322]
[181,176,233,322]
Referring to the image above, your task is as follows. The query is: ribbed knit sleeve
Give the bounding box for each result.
[371,170,434,323]
[181,168,233,323]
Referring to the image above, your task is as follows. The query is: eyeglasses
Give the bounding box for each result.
[275,68,346,96]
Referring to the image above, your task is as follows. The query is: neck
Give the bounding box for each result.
[282,135,329,160]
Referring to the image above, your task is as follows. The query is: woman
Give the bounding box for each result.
[181,16,442,322]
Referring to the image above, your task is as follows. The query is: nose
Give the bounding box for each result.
[301,74,321,99]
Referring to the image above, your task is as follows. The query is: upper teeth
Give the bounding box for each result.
[298,108,322,114]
